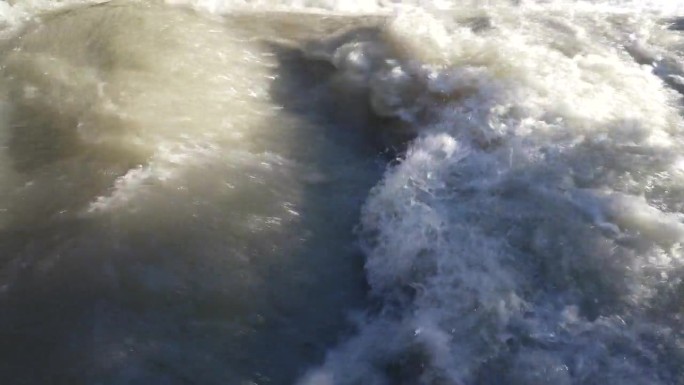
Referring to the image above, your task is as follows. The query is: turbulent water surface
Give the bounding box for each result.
[2,0,684,384]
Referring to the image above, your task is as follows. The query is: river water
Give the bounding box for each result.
[1,1,684,384]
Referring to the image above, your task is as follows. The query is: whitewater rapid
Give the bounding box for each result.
[2,0,684,384]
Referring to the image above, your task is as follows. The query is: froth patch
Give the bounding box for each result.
[298,4,684,385]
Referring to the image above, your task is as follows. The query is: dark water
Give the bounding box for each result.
[0,4,388,383]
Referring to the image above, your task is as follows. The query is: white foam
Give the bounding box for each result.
[298,2,684,384]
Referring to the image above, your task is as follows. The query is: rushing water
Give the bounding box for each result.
[2,0,684,384]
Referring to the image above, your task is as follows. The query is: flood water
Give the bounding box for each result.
[2,1,684,384]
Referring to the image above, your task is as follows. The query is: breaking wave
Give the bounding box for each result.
[2,0,684,384]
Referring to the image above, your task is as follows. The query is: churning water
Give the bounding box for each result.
[2,0,684,384]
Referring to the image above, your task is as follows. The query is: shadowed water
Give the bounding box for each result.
[0,3,387,384]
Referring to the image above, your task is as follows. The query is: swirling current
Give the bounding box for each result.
[2,1,684,384]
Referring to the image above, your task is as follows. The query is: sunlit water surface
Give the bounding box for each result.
[2,1,684,384]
